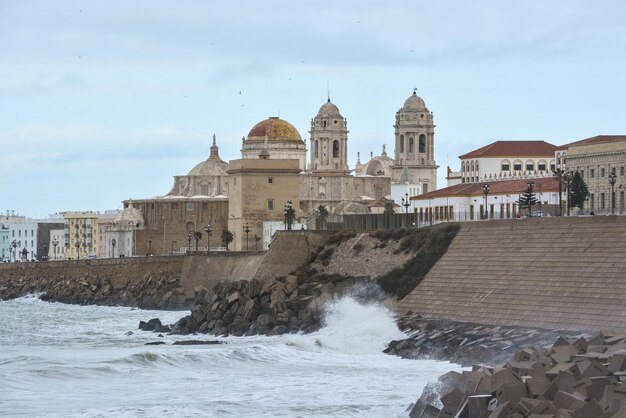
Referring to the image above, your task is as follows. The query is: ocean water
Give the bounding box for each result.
[0,295,459,417]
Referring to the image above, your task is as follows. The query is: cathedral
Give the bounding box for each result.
[125,91,438,253]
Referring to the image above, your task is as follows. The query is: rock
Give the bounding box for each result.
[145,341,166,345]
[139,318,163,332]
[172,340,222,345]
[228,318,251,336]
[256,313,277,329]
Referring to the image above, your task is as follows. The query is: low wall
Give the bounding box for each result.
[396,216,626,332]
[181,252,265,291]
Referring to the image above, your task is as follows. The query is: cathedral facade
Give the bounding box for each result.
[125,91,438,253]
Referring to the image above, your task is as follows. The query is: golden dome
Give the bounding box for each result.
[246,117,302,142]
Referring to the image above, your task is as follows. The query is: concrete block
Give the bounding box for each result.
[551,345,580,364]
[546,363,577,377]
[498,382,528,406]
[553,390,586,411]
[467,395,491,418]
[440,388,466,413]
[609,352,626,373]
[487,401,511,418]
[474,376,492,395]
[600,385,626,414]
[571,400,604,418]
[526,374,551,398]
[490,368,521,393]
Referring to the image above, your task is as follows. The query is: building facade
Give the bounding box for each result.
[63,212,99,260]
[562,136,626,214]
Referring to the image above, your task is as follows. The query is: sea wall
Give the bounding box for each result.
[396,216,626,332]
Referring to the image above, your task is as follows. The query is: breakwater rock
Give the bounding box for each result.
[406,331,626,418]
[142,276,385,337]
[1,273,197,310]
[385,312,591,367]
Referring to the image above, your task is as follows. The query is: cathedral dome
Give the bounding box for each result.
[317,99,342,117]
[246,117,303,142]
[402,91,427,111]
[188,159,228,176]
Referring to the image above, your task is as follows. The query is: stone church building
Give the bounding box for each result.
[125,91,439,253]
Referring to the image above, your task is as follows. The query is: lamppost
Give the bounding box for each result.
[609,171,617,215]
[147,236,152,256]
[111,238,116,258]
[553,169,563,216]
[563,173,571,216]
[204,224,213,251]
[527,181,535,217]
[187,233,193,253]
[76,240,81,260]
[482,183,490,220]
[52,238,58,260]
[402,193,411,214]
[242,223,252,251]
[284,201,293,230]
[43,243,48,261]
[254,234,261,251]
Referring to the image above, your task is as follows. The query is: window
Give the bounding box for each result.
[419,134,426,153]
[399,135,404,153]
[611,167,616,175]
[580,170,584,179]
[550,163,555,173]
[621,167,625,176]
[601,193,605,209]
[409,137,414,153]
[186,202,194,211]
[314,140,319,159]
[267,199,274,211]
[513,162,522,171]
[526,162,535,172]
[601,168,605,177]
[268,178,273,184]
[590,169,595,178]
[621,191,625,211]
[538,161,547,171]
[422,184,428,194]
[200,184,209,195]
[18,230,21,237]
[172,203,178,209]
[332,140,339,158]
[501,161,510,172]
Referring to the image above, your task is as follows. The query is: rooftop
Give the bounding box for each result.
[411,177,559,200]
[460,140,557,159]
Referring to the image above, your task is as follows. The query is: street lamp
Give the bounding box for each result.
[52,238,58,260]
[111,238,116,258]
[147,236,152,256]
[609,171,617,214]
[204,224,213,251]
[402,193,411,214]
[43,243,48,261]
[527,181,535,217]
[187,233,193,253]
[242,223,252,251]
[284,201,294,230]
[482,183,490,220]
[75,240,81,260]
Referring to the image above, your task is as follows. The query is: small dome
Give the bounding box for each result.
[188,159,228,176]
[115,203,144,226]
[334,201,369,215]
[317,99,342,117]
[402,91,427,111]
[246,117,302,142]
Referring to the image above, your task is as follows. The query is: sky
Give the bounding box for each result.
[1,0,625,218]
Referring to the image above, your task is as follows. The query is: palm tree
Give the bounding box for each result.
[221,229,234,251]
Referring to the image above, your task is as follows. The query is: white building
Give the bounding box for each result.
[7,220,38,261]
[48,229,66,260]
[411,177,560,223]
[447,140,557,186]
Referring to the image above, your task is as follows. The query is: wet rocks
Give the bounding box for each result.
[407,332,626,418]
[142,276,384,337]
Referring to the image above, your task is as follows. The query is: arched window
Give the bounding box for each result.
[475,161,479,172]
[501,160,511,172]
[200,183,209,196]
[323,120,327,128]
[537,160,547,172]
[332,140,339,158]
[409,137,414,153]
[461,162,465,172]
[419,134,426,153]
[399,134,405,153]
[525,160,535,172]
[471,161,475,171]
[556,153,561,167]
[513,160,523,171]
[314,140,319,159]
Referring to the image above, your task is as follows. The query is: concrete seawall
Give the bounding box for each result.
[396,216,626,332]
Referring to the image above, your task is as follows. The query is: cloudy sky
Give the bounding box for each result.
[2,0,625,218]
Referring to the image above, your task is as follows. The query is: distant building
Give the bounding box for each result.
[63,212,99,259]
[48,229,65,260]
[559,135,626,214]
[447,140,557,186]
[97,211,119,258]
[106,204,144,258]
[411,177,560,223]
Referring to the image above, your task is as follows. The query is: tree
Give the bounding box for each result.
[317,204,329,217]
[518,185,538,217]
[193,231,203,251]
[221,229,234,250]
[568,171,589,211]
[553,168,566,216]
[383,200,395,215]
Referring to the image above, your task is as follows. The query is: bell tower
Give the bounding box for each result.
[309,99,349,173]
[391,90,438,193]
